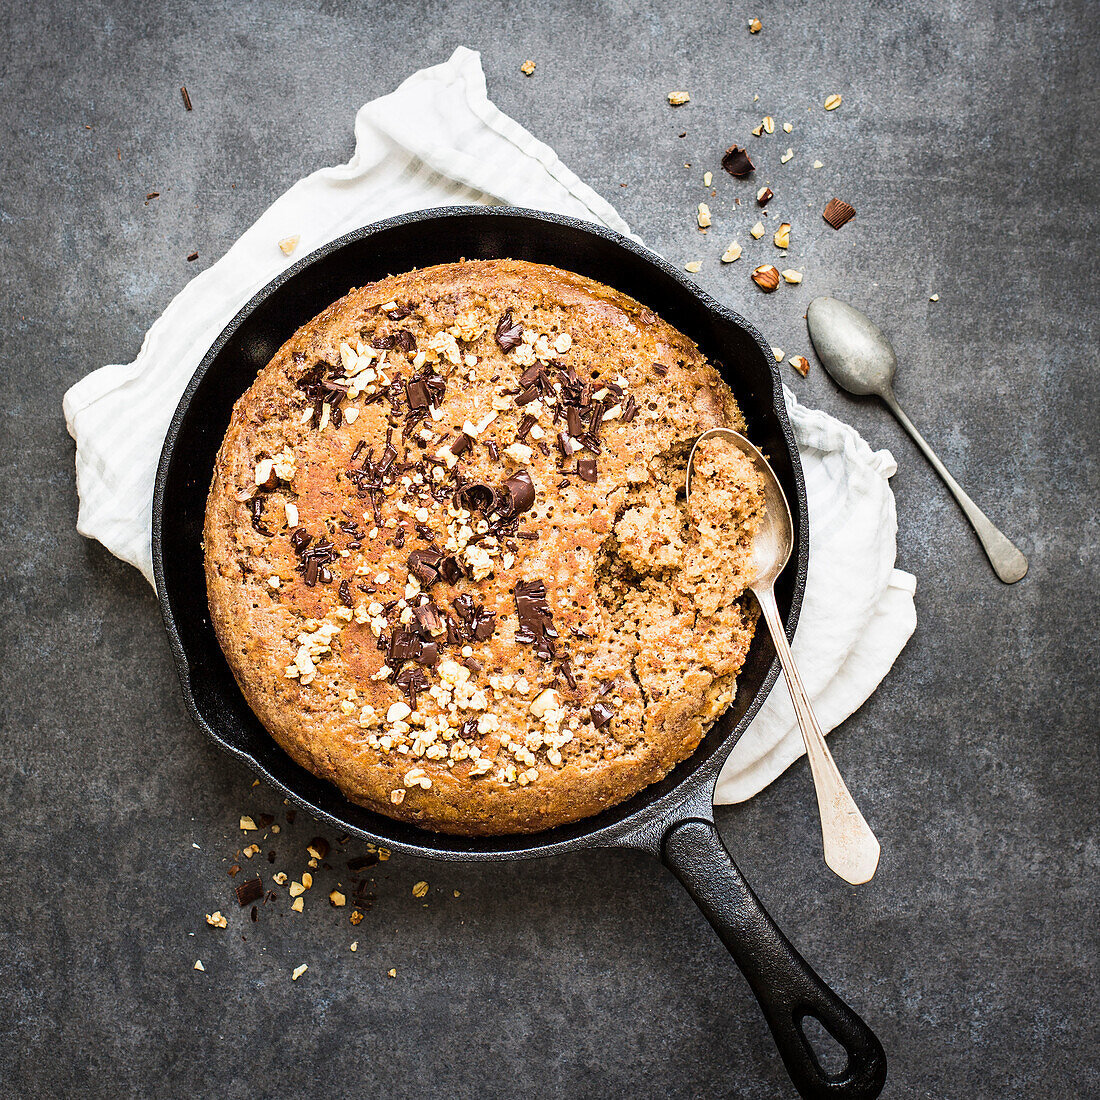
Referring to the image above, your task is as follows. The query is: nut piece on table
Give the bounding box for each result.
[721,242,742,263]
[748,17,762,33]
[824,94,843,111]
[668,91,691,106]
[697,203,711,228]
[751,265,781,292]
[520,59,536,76]
[762,116,776,134]
[773,223,791,249]
[790,355,811,377]
[756,186,773,206]
[781,269,803,284]
[721,145,754,176]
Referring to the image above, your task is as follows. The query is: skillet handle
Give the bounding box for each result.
[662,818,886,1100]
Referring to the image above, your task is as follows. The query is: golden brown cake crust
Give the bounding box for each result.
[204,259,762,835]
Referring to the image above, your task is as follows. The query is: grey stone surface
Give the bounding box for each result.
[1,0,1097,1096]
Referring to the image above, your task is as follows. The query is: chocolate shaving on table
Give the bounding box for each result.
[822,197,856,229]
[495,309,524,351]
[513,579,558,661]
[721,144,755,177]
[180,86,193,111]
[235,877,263,907]
[590,701,614,728]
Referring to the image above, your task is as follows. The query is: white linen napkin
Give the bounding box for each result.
[63,46,916,803]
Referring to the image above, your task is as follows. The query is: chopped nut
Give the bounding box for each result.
[750,222,766,240]
[772,348,785,362]
[253,460,275,489]
[668,91,690,106]
[751,265,781,292]
[703,170,712,187]
[193,960,205,971]
[390,788,406,805]
[302,872,313,889]
[329,890,346,907]
[273,872,288,885]
[790,355,811,377]
[388,968,397,978]
[824,94,843,111]
[756,186,773,206]
[289,881,306,897]
[412,880,429,898]
[239,816,257,831]
[520,59,536,76]
[773,223,791,249]
[721,242,742,263]
[205,911,227,929]
[278,235,300,256]
[751,123,764,137]
[697,202,711,228]
[748,17,762,32]
[350,909,364,925]
[292,964,308,981]
[781,269,803,284]
[813,160,824,169]
[929,293,940,302]
[684,261,702,273]
[291,896,304,912]
[284,501,299,528]
[783,122,793,133]
[762,116,775,134]
[350,941,358,951]
[780,147,794,164]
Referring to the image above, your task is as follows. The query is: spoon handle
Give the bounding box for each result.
[880,391,1028,583]
[755,585,881,885]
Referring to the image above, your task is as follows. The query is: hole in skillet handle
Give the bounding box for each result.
[661,819,886,1100]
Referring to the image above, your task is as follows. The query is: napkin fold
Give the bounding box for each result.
[63,46,916,803]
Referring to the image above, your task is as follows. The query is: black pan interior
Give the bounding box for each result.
[153,208,808,861]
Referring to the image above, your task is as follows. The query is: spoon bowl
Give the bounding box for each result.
[687,427,793,589]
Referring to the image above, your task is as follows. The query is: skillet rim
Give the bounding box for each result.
[151,205,808,861]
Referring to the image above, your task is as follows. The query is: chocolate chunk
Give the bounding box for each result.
[406,379,429,410]
[515,413,537,440]
[517,363,544,389]
[514,579,557,661]
[501,469,536,515]
[394,665,429,707]
[822,197,856,229]
[393,329,417,353]
[721,144,755,177]
[338,580,353,606]
[566,406,585,438]
[450,432,473,456]
[438,555,462,584]
[235,877,263,907]
[386,303,411,320]
[590,701,614,728]
[418,641,439,668]
[457,483,497,513]
[458,718,479,740]
[407,547,442,586]
[577,457,598,483]
[413,602,446,638]
[495,310,524,351]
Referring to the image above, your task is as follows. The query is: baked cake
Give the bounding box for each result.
[204,259,765,835]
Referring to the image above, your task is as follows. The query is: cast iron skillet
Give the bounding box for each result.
[152,207,886,1099]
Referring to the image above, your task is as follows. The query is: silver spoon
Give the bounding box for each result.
[806,296,1028,584]
[687,427,881,885]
